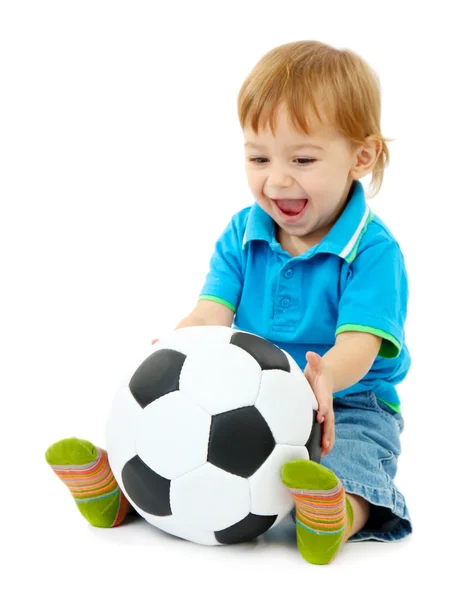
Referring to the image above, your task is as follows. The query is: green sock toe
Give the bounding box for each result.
[45,437,97,466]
[282,459,351,566]
[46,438,130,528]
[281,458,338,491]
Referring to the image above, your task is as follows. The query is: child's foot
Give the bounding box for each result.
[45,437,132,528]
[281,459,354,565]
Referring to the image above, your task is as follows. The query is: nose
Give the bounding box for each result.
[266,163,293,190]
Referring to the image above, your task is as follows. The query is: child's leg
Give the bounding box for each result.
[282,459,369,565]
[344,493,370,542]
[45,437,133,528]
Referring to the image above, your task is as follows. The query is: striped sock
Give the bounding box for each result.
[46,438,132,528]
[282,459,353,565]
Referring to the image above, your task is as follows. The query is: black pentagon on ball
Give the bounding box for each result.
[208,406,276,478]
[129,349,186,409]
[230,332,290,372]
[122,455,172,516]
[305,410,322,464]
[215,512,277,544]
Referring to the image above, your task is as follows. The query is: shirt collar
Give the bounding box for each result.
[242,180,372,263]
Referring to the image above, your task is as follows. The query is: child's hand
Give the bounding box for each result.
[304,351,335,458]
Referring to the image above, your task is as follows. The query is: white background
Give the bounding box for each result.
[1,1,464,598]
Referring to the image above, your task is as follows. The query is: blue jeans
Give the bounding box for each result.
[296,391,412,542]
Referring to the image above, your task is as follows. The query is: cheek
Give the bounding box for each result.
[307,173,341,199]
[246,172,264,195]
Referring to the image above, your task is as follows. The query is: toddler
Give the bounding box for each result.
[46,40,412,565]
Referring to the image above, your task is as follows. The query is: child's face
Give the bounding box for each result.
[243,104,361,248]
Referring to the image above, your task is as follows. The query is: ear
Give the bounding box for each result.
[350,135,382,180]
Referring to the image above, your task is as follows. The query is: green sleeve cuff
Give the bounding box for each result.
[199,295,236,313]
[335,324,402,359]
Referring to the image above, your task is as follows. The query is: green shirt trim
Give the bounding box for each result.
[199,295,236,313]
[335,324,401,359]
[332,393,401,413]
[377,397,401,413]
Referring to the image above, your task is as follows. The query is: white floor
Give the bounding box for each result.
[9,461,459,600]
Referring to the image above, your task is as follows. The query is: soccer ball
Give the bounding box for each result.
[106,326,320,545]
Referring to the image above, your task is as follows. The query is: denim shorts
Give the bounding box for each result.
[308,391,412,542]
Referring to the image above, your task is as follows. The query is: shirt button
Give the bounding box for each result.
[281,297,290,308]
[284,268,294,279]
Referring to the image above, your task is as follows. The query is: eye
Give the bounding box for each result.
[295,158,317,165]
[248,157,268,164]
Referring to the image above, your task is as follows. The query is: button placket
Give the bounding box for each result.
[277,262,296,312]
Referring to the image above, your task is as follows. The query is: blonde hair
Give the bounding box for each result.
[237,41,393,199]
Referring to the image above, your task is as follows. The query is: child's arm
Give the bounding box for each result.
[322,330,382,393]
[305,330,382,457]
[175,299,234,330]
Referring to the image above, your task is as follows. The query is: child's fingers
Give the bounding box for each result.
[320,412,335,457]
[317,400,332,423]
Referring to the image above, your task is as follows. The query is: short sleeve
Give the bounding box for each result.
[198,213,245,313]
[336,240,409,358]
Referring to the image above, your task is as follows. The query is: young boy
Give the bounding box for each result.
[46,40,412,565]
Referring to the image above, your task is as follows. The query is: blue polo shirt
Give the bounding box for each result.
[199,180,411,411]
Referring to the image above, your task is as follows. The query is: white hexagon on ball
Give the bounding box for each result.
[255,368,317,445]
[170,463,250,531]
[180,343,262,415]
[136,390,211,480]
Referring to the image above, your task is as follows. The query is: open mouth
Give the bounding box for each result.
[273,198,308,222]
